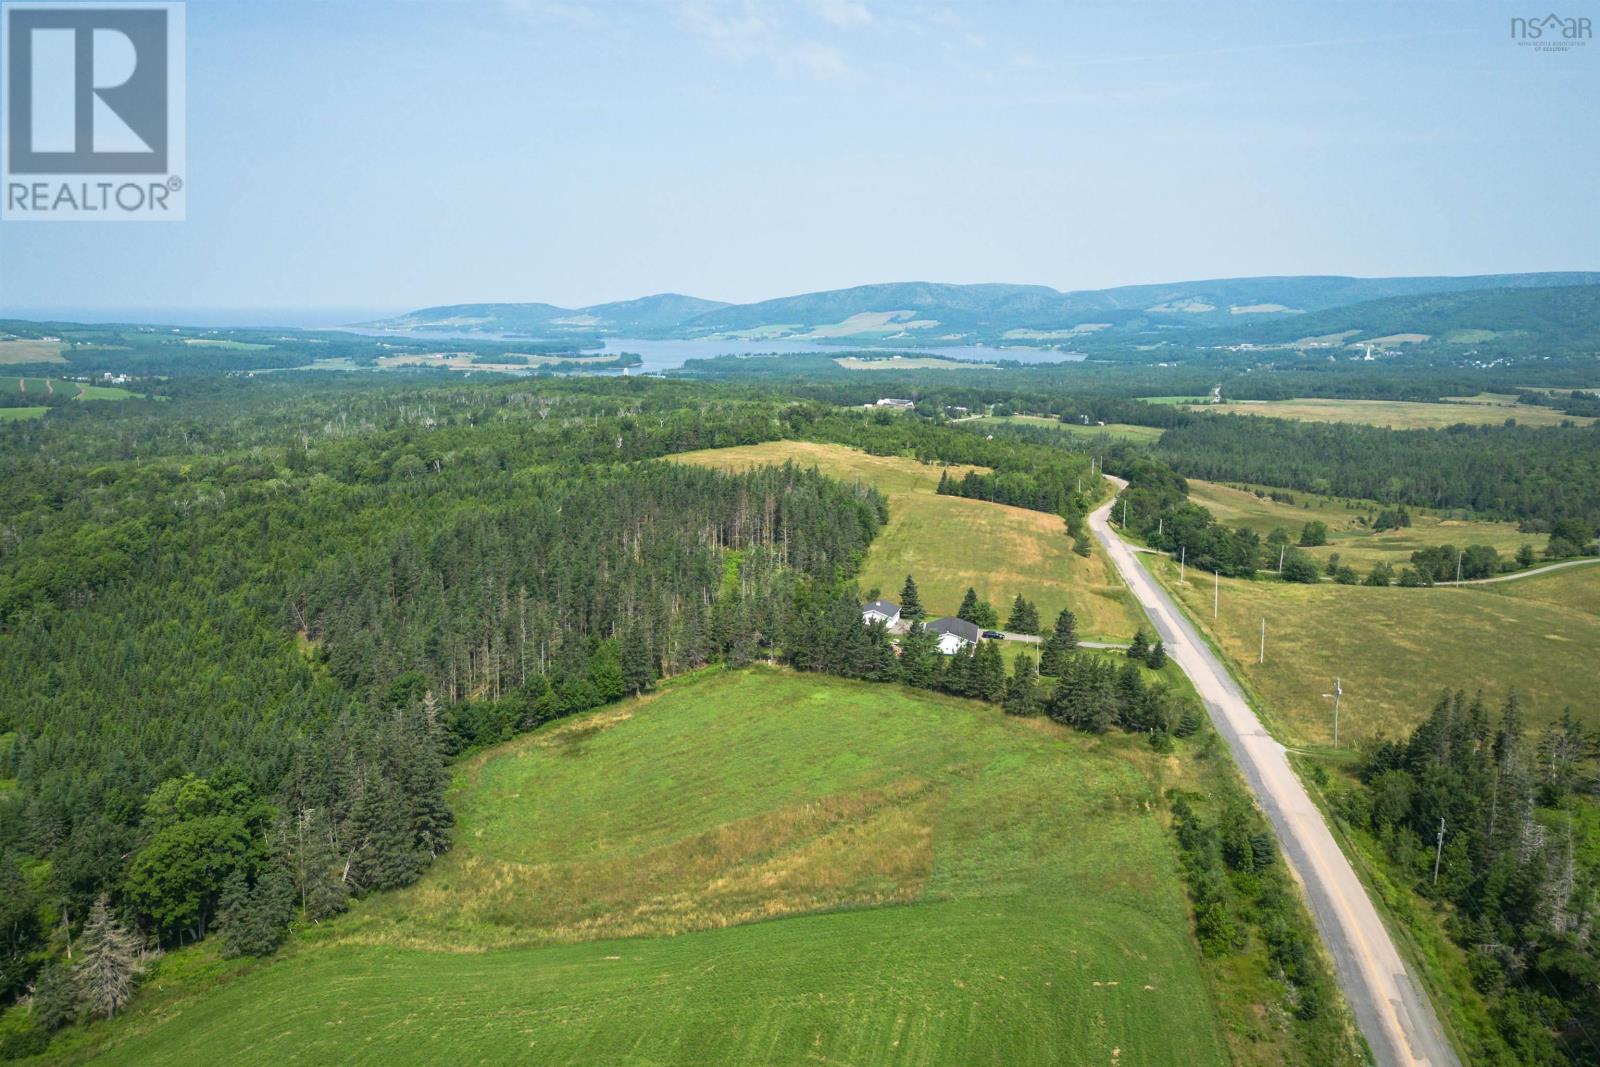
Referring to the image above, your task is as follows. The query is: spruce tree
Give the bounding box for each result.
[1147,639,1167,670]
[1039,608,1078,676]
[1128,628,1150,663]
[898,575,923,620]
[957,587,982,624]
[1006,595,1039,634]
[78,895,140,1020]
[900,623,937,689]
[30,960,78,1031]
[973,640,1006,702]
[1003,654,1040,716]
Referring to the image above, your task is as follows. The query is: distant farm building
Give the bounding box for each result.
[874,398,915,410]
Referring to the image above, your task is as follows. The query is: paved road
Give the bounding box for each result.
[1091,478,1459,1067]
[1437,555,1600,586]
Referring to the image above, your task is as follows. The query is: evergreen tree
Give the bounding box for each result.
[1174,704,1204,738]
[407,697,454,860]
[1146,639,1167,670]
[1128,628,1150,663]
[217,866,294,958]
[30,960,78,1031]
[1003,654,1040,716]
[898,575,924,620]
[1039,609,1078,676]
[899,622,938,689]
[620,626,656,695]
[1006,595,1039,634]
[957,587,982,624]
[78,895,141,1020]
[973,640,1006,703]
[283,808,347,921]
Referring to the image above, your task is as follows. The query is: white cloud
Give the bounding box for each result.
[673,0,850,77]
[817,0,872,29]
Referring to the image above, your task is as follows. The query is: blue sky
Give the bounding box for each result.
[1,0,1596,321]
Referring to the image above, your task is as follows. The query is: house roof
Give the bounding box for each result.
[862,599,899,616]
[925,617,981,643]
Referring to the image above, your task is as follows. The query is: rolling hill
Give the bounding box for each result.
[362,272,1600,344]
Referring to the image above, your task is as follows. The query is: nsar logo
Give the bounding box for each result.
[1510,12,1592,52]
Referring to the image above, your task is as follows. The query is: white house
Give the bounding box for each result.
[925,616,980,655]
[861,599,900,626]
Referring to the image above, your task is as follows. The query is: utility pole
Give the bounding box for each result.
[1279,544,1286,571]
[1432,817,1447,885]
[1333,677,1342,746]
[1259,618,1266,664]
[1122,497,1128,527]
[1180,545,1186,583]
[1158,516,1163,538]
[1456,549,1463,584]
[1213,569,1219,619]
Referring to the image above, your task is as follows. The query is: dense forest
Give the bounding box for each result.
[1331,694,1600,1066]
[1155,416,1600,532]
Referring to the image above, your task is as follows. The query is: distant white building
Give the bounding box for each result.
[862,599,900,627]
[925,617,980,655]
[874,398,915,410]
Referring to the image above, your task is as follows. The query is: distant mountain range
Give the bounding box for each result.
[362,273,1600,347]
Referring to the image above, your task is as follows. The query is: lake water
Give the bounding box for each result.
[341,328,1087,374]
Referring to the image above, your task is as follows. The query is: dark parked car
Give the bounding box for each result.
[982,630,1004,640]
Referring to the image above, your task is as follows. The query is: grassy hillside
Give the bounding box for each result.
[979,414,1166,444]
[669,441,1143,639]
[1185,479,1533,568]
[1192,396,1591,429]
[1149,555,1600,745]
[66,670,1236,1067]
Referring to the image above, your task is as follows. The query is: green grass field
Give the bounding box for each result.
[979,414,1166,445]
[1185,479,1534,569]
[1188,396,1592,429]
[0,407,46,422]
[670,441,1143,640]
[71,670,1234,1067]
[1149,554,1600,745]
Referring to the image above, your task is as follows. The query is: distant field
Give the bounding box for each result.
[833,355,990,371]
[1150,554,1600,745]
[181,338,273,351]
[671,441,1143,640]
[982,413,1165,445]
[79,670,1231,1067]
[1186,479,1533,569]
[0,339,66,365]
[0,406,46,421]
[12,377,141,402]
[1188,396,1591,429]
[1139,395,1210,406]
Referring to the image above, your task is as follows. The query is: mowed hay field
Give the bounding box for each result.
[1186,395,1592,429]
[979,414,1166,445]
[1186,479,1532,569]
[670,441,1143,640]
[0,339,66,365]
[80,670,1230,1067]
[1149,555,1600,746]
